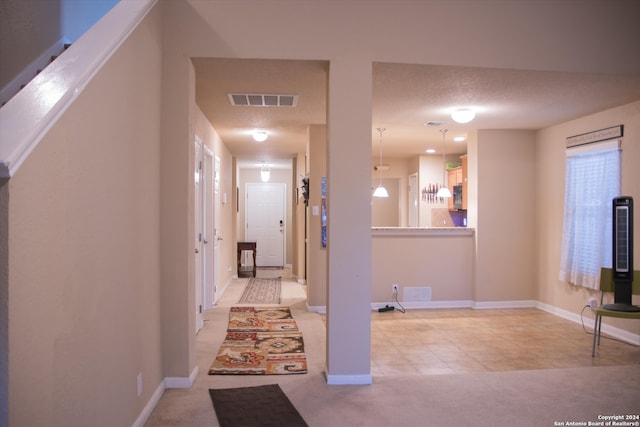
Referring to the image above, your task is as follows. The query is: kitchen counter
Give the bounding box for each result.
[371,227,475,304]
[372,227,474,236]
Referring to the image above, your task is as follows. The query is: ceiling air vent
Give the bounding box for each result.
[228,93,297,107]
[425,120,448,127]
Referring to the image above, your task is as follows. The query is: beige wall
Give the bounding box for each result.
[371,157,410,227]
[306,125,327,308]
[7,5,163,425]
[372,234,474,303]
[371,177,400,227]
[536,100,640,333]
[474,130,537,302]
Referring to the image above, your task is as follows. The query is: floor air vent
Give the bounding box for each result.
[228,93,297,107]
[403,286,432,302]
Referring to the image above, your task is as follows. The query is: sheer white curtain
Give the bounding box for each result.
[559,140,621,289]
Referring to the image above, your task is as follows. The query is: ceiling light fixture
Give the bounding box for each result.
[372,128,389,198]
[260,162,270,182]
[436,129,452,199]
[451,109,476,124]
[253,130,268,142]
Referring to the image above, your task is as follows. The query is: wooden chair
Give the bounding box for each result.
[591,267,640,357]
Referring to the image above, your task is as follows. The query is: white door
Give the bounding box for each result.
[408,173,418,227]
[194,138,204,332]
[246,183,286,267]
[202,147,214,309]
[212,155,221,304]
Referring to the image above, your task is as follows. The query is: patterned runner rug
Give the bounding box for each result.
[209,307,307,375]
[237,277,281,304]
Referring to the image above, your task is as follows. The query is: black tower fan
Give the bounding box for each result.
[604,196,639,311]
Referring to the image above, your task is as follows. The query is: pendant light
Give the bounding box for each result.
[373,127,389,198]
[436,129,452,198]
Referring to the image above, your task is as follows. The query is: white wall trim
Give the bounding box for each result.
[306,304,326,314]
[473,300,537,309]
[371,300,473,310]
[0,0,158,179]
[131,380,165,427]
[326,373,373,385]
[164,366,199,389]
[536,301,640,346]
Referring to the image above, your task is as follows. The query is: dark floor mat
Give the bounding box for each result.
[209,384,308,427]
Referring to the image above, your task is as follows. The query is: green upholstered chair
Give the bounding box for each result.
[591,267,640,357]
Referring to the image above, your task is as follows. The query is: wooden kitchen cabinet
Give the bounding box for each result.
[447,166,462,210]
[461,154,468,210]
[447,154,468,210]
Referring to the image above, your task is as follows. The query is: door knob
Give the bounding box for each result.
[217,236,223,241]
[195,248,199,254]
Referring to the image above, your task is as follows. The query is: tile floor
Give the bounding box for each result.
[243,268,639,376]
[369,307,640,376]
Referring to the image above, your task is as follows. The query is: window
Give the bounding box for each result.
[559,140,621,289]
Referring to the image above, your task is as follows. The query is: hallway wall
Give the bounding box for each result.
[6,5,164,426]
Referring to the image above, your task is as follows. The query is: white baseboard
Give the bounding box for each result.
[131,366,198,427]
[306,304,326,314]
[326,372,373,385]
[164,366,199,389]
[536,301,640,346]
[131,380,165,427]
[473,300,537,309]
[371,300,473,310]
[314,300,536,313]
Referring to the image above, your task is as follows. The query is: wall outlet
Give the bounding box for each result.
[588,297,597,309]
[392,284,399,294]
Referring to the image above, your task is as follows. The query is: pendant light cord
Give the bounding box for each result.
[377,127,386,185]
[441,129,448,189]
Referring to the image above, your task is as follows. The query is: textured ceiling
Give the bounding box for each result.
[194,58,640,169]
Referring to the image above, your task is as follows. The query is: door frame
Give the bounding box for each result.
[194,137,204,333]
[202,146,215,309]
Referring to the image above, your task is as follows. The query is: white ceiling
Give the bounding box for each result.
[193,58,640,169]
